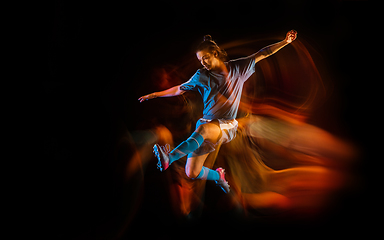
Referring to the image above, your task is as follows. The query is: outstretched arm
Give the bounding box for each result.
[138,85,186,103]
[254,30,297,63]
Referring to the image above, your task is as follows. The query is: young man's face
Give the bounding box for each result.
[196,50,222,71]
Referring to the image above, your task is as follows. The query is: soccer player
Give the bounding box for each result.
[139,30,297,193]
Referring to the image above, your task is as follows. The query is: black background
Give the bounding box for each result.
[38,0,375,239]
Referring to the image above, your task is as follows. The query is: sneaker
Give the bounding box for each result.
[153,144,171,172]
[215,167,230,193]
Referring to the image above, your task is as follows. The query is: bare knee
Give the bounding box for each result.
[185,166,200,179]
[196,123,220,142]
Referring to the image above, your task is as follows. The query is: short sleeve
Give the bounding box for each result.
[180,70,201,91]
[228,53,256,82]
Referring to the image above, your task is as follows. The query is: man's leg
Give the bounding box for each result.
[185,153,213,179]
[169,132,204,164]
[184,122,230,193]
[154,122,220,171]
[185,152,230,193]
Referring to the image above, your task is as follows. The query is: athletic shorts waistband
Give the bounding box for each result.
[202,115,235,120]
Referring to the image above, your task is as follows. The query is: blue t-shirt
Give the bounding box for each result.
[180,53,256,120]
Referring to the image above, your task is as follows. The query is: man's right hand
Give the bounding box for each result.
[138,93,157,103]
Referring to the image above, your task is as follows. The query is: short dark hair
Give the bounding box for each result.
[195,35,228,61]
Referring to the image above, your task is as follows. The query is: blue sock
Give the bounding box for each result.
[169,132,204,164]
[195,166,220,181]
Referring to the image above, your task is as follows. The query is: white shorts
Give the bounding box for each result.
[191,118,238,156]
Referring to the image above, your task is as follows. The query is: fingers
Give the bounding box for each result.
[138,94,153,103]
[138,96,146,103]
[286,29,297,43]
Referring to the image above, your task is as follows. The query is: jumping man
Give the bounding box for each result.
[138,30,298,193]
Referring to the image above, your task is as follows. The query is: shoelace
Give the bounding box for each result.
[162,144,171,154]
[155,144,171,170]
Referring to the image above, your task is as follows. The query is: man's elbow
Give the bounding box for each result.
[254,53,266,63]
[177,86,186,95]
[255,48,272,63]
